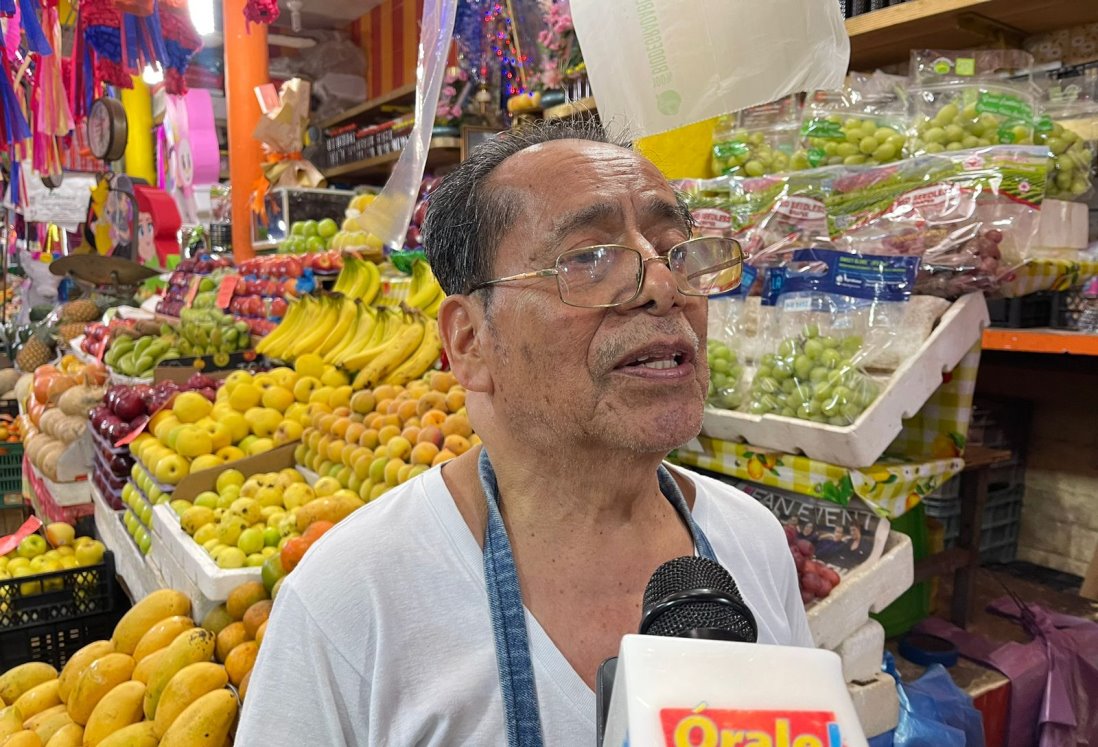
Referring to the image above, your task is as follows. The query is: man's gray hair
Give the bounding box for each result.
[422,119,645,298]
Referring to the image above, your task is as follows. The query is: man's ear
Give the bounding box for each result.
[438,295,493,394]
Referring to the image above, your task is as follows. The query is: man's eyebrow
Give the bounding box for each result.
[642,196,691,232]
[546,202,620,248]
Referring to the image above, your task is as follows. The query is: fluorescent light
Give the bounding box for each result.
[142,63,164,85]
[190,0,216,37]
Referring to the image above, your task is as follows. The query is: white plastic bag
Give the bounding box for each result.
[571,0,849,137]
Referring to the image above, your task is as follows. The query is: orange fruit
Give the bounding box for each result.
[255,621,268,648]
[239,669,252,701]
[224,640,259,687]
[441,414,472,438]
[420,409,447,428]
[243,600,274,639]
[416,392,447,416]
[216,621,250,662]
[226,581,268,620]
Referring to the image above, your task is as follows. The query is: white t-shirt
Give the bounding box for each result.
[235,464,813,746]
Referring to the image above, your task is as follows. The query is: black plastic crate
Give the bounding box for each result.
[986,292,1058,328]
[0,552,118,633]
[1051,288,1087,331]
[0,611,120,671]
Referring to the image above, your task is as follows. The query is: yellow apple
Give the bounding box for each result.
[217,468,245,492]
[255,485,283,508]
[285,402,308,425]
[313,476,341,498]
[330,385,353,410]
[44,522,75,548]
[153,453,191,485]
[292,376,322,403]
[246,438,275,456]
[320,367,350,388]
[309,386,334,406]
[282,483,315,510]
[278,468,304,486]
[191,454,223,473]
[173,391,214,423]
[216,445,247,463]
[74,540,106,566]
[273,420,303,446]
[223,370,254,390]
[195,418,232,451]
[262,385,295,412]
[228,382,262,412]
[244,407,283,438]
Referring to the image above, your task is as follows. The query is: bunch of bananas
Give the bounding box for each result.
[256,296,442,387]
[405,260,445,318]
[332,257,381,304]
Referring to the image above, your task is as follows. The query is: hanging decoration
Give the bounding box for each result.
[536,0,583,93]
[156,0,202,94]
[452,0,544,118]
[243,0,279,29]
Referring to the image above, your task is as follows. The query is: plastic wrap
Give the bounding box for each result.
[746,249,918,425]
[796,88,909,169]
[571,0,848,138]
[909,50,1039,157]
[710,95,800,177]
[705,266,758,411]
[1036,80,1098,202]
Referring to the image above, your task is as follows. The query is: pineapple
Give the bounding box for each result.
[15,330,55,372]
[59,299,100,323]
[57,322,87,341]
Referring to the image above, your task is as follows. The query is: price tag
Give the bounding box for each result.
[0,516,44,556]
[216,275,239,309]
[182,277,201,308]
[114,414,150,448]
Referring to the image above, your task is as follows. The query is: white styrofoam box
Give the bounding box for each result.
[37,469,92,506]
[151,504,261,601]
[1035,199,1089,250]
[147,533,221,621]
[91,484,163,601]
[848,672,900,738]
[808,532,913,651]
[836,619,885,684]
[702,293,989,467]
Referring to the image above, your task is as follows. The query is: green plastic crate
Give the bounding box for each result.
[871,501,930,638]
[0,442,23,497]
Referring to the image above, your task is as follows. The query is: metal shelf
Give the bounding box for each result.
[982,328,1098,356]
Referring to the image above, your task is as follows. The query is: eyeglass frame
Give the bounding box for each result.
[466,236,744,309]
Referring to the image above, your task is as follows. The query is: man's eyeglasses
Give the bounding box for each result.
[468,236,743,308]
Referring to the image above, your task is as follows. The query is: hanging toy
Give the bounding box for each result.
[156,0,201,95]
[243,0,279,29]
[80,0,131,88]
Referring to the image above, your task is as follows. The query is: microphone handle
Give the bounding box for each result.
[595,656,618,747]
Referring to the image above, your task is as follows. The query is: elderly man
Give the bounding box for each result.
[237,120,812,746]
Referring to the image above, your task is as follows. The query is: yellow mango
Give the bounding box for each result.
[12,680,60,721]
[43,722,82,747]
[94,721,157,747]
[142,628,215,720]
[110,590,191,656]
[158,689,237,747]
[57,641,113,704]
[65,654,134,726]
[81,681,145,747]
[131,616,194,664]
[0,664,58,705]
[152,663,228,737]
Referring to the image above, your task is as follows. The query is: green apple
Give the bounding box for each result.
[17,534,47,560]
[317,218,338,239]
[194,491,220,509]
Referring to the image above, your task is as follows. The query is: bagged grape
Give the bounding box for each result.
[747,249,919,424]
[746,169,836,268]
[909,49,1039,156]
[710,95,801,178]
[1035,81,1098,202]
[795,88,909,169]
[706,266,758,411]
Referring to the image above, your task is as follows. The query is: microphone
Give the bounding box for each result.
[597,556,758,743]
[597,556,868,746]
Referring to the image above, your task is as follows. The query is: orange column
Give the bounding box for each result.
[223,0,268,261]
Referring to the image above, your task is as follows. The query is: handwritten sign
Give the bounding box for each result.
[21,171,97,231]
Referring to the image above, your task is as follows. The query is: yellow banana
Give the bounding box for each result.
[406,261,442,310]
[0,705,24,741]
[12,679,60,720]
[65,654,135,725]
[359,259,382,305]
[110,589,191,656]
[422,288,444,318]
[341,309,405,371]
[333,306,392,368]
[152,663,228,738]
[44,722,82,747]
[143,628,216,720]
[332,258,359,295]
[158,689,237,747]
[382,318,442,387]
[96,721,158,747]
[324,304,376,365]
[289,297,341,357]
[82,680,145,747]
[353,318,425,389]
[0,663,58,705]
[27,706,72,744]
[58,641,114,704]
[345,258,372,299]
[315,297,359,357]
[256,298,310,357]
[132,616,195,663]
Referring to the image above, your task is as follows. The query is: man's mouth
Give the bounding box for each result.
[613,341,696,376]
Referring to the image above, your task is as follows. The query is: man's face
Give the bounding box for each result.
[474,139,709,455]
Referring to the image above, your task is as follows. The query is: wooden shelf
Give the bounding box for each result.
[321,137,462,181]
[847,0,1098,70]
[315,83,417,130]
[982,328,1098,356]
[543,96,598,121]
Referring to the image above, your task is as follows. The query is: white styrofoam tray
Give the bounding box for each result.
[147,532,221,621]
[91,484,163,602]
[701,292,989,467]
[836,619,885,684]
[151,504,261,601]
[848,672,899,739]
[807,531,913,651]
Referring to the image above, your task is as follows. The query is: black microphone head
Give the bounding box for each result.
[640,556,758,643]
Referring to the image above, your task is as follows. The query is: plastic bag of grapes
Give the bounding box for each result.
[710,95,801,178]
[705,266,759,411]
[909,49,1039,157]
[1035,85,1098,202]
[795,89,909,169]
[745,169,836,269]
[747,249,919,425]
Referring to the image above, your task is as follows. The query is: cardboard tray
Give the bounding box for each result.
[701,293,989,468]
[807,531,913,651]
[148,444,298,602]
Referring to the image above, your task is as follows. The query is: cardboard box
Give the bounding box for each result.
[170,443,298,502]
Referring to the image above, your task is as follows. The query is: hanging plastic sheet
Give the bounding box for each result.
[354,0,458,250]
[570,0,848,138]
[883,652,986,747]
[917,594,1098,747]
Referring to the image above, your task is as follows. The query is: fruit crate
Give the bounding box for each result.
[91,483,163,603]
[0,442,23,496]
[0,552,120,669]
[701,293,989,468]
[986,291,1061,328]
[923,484,1024,564]
[150,504,261,602]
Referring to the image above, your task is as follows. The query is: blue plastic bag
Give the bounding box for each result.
[884,652,986,747]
